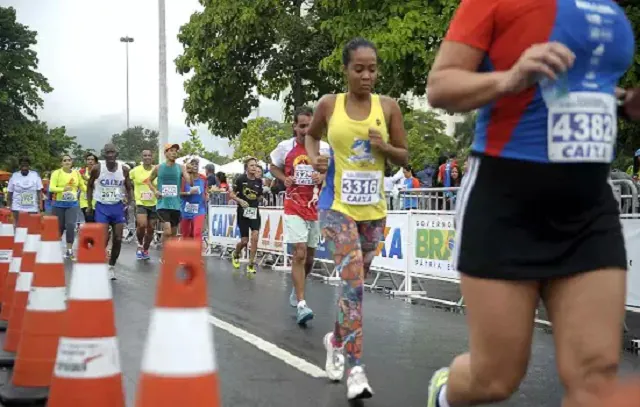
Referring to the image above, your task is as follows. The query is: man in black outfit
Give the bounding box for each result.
[229,157,263,274]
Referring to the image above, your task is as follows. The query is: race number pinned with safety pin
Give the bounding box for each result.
[340,170,381,205]
[547,92,616,163]
[294,164,314,185]
[161,185,178,197]
[19,192,36,207]
[243,207,258,219]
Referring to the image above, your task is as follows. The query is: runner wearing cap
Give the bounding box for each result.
[130,149,158,261]
[86,143,133,280]
[147,143,193,245]
[270,106,330,325]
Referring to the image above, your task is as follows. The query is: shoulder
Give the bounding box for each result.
[378,95,401,113]
[317,94,338,114]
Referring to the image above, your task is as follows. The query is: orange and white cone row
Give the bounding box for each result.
[48,223,125,407]
[135,240,221,407]
[0,221,14,309]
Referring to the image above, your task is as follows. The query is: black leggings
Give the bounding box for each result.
[52,206,80,244]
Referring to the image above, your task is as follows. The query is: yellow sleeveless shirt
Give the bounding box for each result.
[319,93,388,221]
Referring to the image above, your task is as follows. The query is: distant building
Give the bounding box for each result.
[405,92,465,137]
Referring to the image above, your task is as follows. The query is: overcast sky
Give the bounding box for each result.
[2,0,285,153]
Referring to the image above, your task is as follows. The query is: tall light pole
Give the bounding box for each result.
[158,0,169,164]
[120,36,134,130]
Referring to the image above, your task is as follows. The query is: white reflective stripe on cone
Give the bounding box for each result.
[36,241,64,264]
[27,287,66,311]
[68,264,113,301]
[0,250,11,263]
[23,235,40,253]
[14,228,27,243]
[54,336,122,379]
[8,257,21,274]
[15,272,33,292]
[141,308,216,376]
[0,224,14,236]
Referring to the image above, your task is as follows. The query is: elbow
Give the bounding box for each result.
[426,71,448,110]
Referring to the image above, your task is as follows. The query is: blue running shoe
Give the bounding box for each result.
[296,304,314,325]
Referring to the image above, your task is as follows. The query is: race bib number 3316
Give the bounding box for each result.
[340,170,381,205]
[548,92,616,163]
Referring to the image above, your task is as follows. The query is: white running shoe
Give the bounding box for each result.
[346,365,373,400]
[108,265,116,280]
[323,332,345,382]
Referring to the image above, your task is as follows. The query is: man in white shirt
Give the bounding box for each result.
[7,157,44,224]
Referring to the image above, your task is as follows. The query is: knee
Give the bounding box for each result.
[557,351,619,402]
[292,246,306,263]
[467,354,527,402]
[241,237,249,245]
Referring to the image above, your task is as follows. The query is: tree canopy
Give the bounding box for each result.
[230,117,290,164]
[178,129,233,165]
[106,127,159,162]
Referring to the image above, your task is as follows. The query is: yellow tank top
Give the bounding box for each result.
[130,165,157,206]
[322,93,388,221]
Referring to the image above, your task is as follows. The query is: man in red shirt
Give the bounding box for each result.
[270,106,330,325]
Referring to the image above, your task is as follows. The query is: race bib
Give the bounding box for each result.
[294,164,314,185]
[243,207,258,220]
[61,191,76,202]
[162,185,178,197]
[184,203,200,214]
[18,192,36,207]
[140,191,154,201]
[340,170,381,205]
[547,92,616,163]
[100,187,121,203]
[190,186,201,194]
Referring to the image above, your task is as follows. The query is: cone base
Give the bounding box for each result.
[0,381,48,405]
[0,332,14,368]
[0,320,7,332]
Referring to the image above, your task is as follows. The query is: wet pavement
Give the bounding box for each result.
[11,244,640,406]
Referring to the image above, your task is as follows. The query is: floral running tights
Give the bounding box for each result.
[320,209,386,368]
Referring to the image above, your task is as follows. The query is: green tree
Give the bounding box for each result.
[453,112,475,158]
[179,129,233,164]
[175,0,339,139]
[0,6,53,133]
[71,144,97,167]
[404,110,452,169]
[0,122,77,172]
[108,127,159,162]
[230,117,290,164]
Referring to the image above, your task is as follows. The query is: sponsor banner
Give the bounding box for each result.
[208,206,240,247]
[409,213,458,280]
[622,219,640,309]
[371,213,409,272]
[258,208,284,252]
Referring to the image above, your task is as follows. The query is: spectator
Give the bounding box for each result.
[401,166,420,210]
[215,172,228,192]
[445,165,462,210]
[205,163,217,190]
[437,154,458,187]
[415,164,437,188]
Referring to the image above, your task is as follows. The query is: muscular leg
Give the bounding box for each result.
[249,230,259,265]
[445,276,539,406]
[542,269,626,407]
[143,218,155,251]
[136,213,148,247]
[235,237,248,258]
[305,247,315,277]
[291,243,308,301]
[109,223,124,266]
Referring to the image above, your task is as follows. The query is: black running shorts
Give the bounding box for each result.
[454,154,627,280]
[157,209,181,228]
[136,205,158,219]
[237,209,261,238]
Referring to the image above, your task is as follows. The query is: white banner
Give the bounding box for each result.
[208,206,240,247]
[371,212,409,272]
[408,213,458,280]
[258,208,285,252]
[622,218,640,309]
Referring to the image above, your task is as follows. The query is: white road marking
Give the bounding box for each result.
[207,314,327,379]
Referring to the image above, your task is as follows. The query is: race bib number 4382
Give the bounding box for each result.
[548,92,616,163]
[340,170,381,205]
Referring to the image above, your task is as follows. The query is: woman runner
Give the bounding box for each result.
[49,154,81,259]
[306,38,408,400]
[425,1,635,407]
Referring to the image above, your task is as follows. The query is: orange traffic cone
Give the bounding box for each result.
[0,216,67,404]
[48,223,125,407]
[135,240,221,407]
[0,213,28,367]
[0,219,14,311]
[4,214,41,354]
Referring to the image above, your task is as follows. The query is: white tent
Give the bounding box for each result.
[217,159,267,175]
[176,155,216,175]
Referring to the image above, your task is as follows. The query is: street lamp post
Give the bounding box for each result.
[120,36,134,130]
[158,0,169,164]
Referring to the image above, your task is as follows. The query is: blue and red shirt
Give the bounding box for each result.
[445,0,634,163]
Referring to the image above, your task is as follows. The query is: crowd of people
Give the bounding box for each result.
[0,0,639,404]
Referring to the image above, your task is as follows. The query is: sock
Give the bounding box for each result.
[297,300,307,309]
[438,384,450,407]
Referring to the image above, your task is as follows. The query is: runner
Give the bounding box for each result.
[79,153,98,223]
[424,1,634,407]
[306,38,408,400]
[147,144,193,245]
[229,157,263,274]
[180,157,207,242]
[86,144,133,280]
[270,106,330,325]
[130,149,157,260]
[49,154,81,259]
[7,157,45,224]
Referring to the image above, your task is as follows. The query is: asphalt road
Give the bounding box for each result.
[2,243,640,407]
